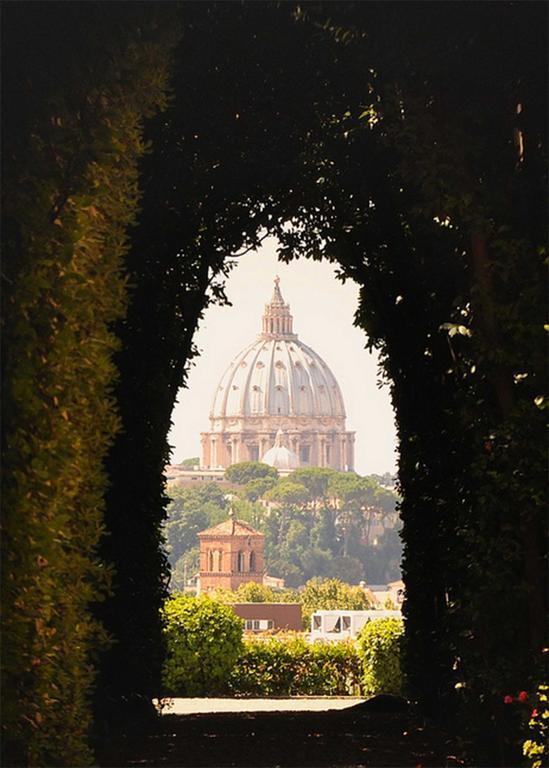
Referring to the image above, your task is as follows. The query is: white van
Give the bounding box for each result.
[310,609,402,641]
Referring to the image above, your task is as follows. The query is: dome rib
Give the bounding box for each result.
[294,342,315,416]
[240,340,266,416]
[266,338,277,414]
[283,338,296,415]
[211,340,257,419]
[302,341,346,418]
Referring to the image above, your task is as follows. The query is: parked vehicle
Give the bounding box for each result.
[310,609,402,641]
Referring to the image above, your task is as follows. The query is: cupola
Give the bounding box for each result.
[262,429,300,470]
[260,276,297,339]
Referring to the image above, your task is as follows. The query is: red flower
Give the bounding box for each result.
[503,695,513,704]
[518,691,528,703]
[531,709,538,718]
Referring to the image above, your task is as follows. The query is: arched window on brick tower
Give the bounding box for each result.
[209,551,214,572]
[249,551,256,573]
[237,551,245,572]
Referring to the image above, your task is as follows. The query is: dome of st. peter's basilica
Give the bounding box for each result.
[200,278,355,471]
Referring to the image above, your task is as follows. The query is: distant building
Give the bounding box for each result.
[367,581,405,608]
[200,277,355,471]
[263,573,285,590]
[197,514,265,593]
[232,603,302,633]
[310,609,402,641]
[165,466,232,487]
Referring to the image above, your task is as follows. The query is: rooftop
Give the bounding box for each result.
[198,518,264,538]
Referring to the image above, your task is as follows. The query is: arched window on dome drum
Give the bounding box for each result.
[237,551,245,572]
[249,551,256,572]
[215,550,222,572]
[273,383,289,416]
[250,385,262,415]
[208,551,214,571]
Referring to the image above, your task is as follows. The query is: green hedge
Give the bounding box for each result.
[356,618,404,696]
[162,600,404,699]
[1,6,176,765]
[228,634,362,696]
[162,595,244,696]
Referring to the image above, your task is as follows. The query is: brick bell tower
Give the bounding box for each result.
[197,510,265,593]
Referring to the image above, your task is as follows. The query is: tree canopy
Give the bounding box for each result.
[224,461,279,485]
[165,470,400,589]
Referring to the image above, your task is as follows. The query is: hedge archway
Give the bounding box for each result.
[2,3,546,766]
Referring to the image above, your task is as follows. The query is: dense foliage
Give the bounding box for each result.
[357,618,404,697]
[314,7,547,762]
[229,635,361,697]
[1,5,177,764]
[208,581,296,605]
[165,484,228,566]
[165,469,400,589]
[162,594,243,696]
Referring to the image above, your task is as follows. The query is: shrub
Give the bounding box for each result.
[229,634,361,696]
[357,617,404,696]
[162,595,243,696]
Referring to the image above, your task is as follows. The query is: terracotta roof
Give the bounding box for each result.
[198,518,264,538]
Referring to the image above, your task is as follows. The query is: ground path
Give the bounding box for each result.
[160,697,367,715]
[98,697,464,767]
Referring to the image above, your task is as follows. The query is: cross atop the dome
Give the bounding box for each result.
[262,276,296,339]
[270,275,285,306]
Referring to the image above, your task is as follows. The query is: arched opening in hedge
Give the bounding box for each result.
[2,3,546,767]
[165,242,400,590]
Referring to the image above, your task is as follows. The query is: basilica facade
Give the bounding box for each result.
[200,278,355,472]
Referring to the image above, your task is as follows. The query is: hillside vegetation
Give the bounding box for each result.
[165,465,401,589]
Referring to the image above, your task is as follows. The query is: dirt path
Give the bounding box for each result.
[98,701,463,767]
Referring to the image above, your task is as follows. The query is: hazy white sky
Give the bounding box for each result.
[168,238,398,475]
